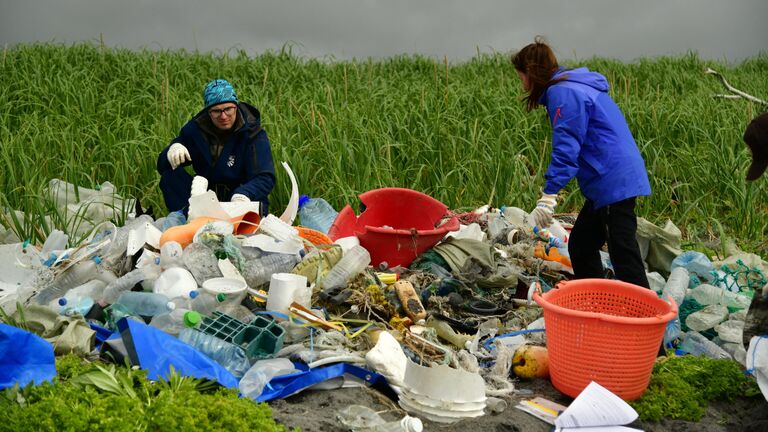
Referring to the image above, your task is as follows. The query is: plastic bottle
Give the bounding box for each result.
[114,291,175,316]
[242,253,300,288]
[239,358,299,400]
[321,245,371,292]
[661,267,689,307]
[337,404,423,432]
[41,230,68,254]
[687,284,751,309]
[182,242,223,285]
[34,256,110,305]
[178,328,250,377]
[100,268,149,305]
[532,226,565,249]
[150,309,202,336]
[160,210,187,232]
[57,279,107,316]
[220,303,256,324]
[159,241,184,270]
[190,291,227,315]
[678,330,732,359]
[714,319,744,344]
[297,194,338,234]
[663,317,682,346]
[685,304,729,332]
[426,316,472,349]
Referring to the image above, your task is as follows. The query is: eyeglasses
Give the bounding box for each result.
[209,106,236,118]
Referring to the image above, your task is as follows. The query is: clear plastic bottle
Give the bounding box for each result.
[679,330,732,359]
[688,284,751,309]
[685,304,729,332]
[150,309,202,335]
[160,241,184,269]
[714,319,744,343]
[337,404,423,432]
[100,268,149,305]
[661,267,689,307]
[161,210,187,232]
[321,245,371,292]
[220,303,256,323]
[182,242,223,285]
[56,279,107,316]
[663,317,682,346]
[34,256,110,305]
[242,254,300,288]
[115,291,175,316]
[298,194,338,234]
[177,328,250,377]
[532,226,565,248]
[42,230,69,254]
[190,291,227,315]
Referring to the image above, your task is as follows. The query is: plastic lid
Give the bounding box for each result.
[58,298,67,306]
[202,277,247,296]
[166,302,176,311]
[189,290,199,299]
[298,194,310,208]
[184,311,202,327]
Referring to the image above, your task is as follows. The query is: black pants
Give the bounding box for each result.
[568,197,649,288]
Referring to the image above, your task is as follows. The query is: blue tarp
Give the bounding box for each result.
[117,318,238,389]
[0,323,57,389]
[257,362,388,402]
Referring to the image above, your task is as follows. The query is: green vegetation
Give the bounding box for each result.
[0,354,292,432]
[630,354,760,421]
[1,43,767,247]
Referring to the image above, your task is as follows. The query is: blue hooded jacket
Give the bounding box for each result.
[540,67,651,208]
[157,102,276,211]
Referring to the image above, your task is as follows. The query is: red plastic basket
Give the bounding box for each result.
[533,279,677,400]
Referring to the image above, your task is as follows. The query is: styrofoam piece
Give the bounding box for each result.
[266,273,308,316]
[259,214,301,243]
[188,190,230,221]
[365,331,408,387]
[218,258,245,283]
[402,360,486,403]
[154,267,198,300]
[126,222,162,256]
[220,201,261,219]
[202,277,247,297]
[398,394,484,424]
[190,176,209,196]
[402,389,486,412]
[278,161,299,225]
[333,236,360,253]
[241,233,304,255]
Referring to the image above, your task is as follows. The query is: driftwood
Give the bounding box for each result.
[706,68,768,107]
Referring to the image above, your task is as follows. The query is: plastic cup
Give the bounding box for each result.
[266,273,308,316]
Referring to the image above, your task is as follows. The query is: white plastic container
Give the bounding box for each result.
[266,273,308,316]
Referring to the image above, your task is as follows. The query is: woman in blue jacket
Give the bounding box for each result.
[512,38,651,288]
[157,79,276,215]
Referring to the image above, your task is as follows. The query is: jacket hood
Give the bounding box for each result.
[552,67,609,92]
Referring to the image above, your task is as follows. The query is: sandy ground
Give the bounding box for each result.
[268,377,768,432]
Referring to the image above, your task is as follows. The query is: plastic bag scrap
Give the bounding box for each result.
[14,304,95,356]
[636,217,683,277]
[0,323,57,389]
[115,317,238,389]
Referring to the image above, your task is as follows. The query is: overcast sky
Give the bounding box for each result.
[1,0,766,63]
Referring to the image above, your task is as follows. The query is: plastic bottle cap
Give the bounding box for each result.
[166,302,176,311]
[92,256,102,264]
[298,194,310,208]
[184,311,202,327]
[216,293,227,302]
[58,298,67,306]
[189,290,199,299]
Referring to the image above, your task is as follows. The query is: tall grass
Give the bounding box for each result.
[1,43,766,248]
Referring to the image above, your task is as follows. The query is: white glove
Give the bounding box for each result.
[230,193,250,203]
[530,193,558,228]
[167,143,191,169]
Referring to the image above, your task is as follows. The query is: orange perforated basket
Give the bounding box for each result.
[533,279,677,401]
[296,226,333,249]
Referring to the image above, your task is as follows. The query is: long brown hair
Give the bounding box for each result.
[512,37,565,112]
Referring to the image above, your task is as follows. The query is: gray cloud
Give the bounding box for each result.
[1,0,766,62]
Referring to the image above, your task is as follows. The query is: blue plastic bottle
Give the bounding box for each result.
[298,194,338,234]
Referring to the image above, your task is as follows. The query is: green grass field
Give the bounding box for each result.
[1,43,766,248]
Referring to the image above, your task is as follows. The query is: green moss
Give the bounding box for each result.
[629,354,760,422]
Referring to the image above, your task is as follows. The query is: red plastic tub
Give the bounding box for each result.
[328,188,459,267]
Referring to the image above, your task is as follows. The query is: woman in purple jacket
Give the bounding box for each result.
[512,38,651,288]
